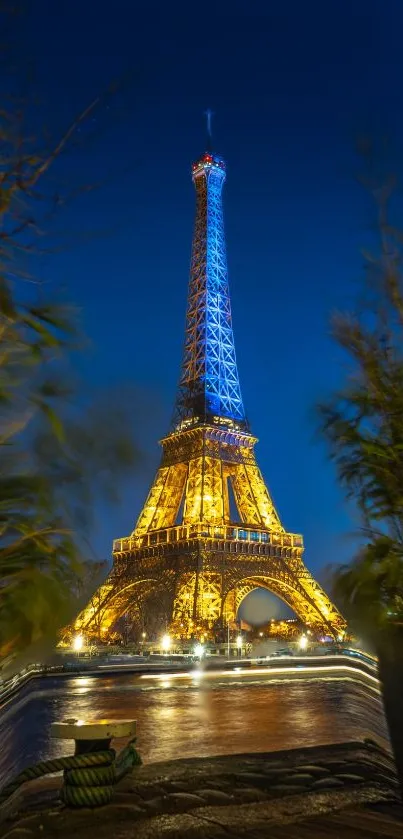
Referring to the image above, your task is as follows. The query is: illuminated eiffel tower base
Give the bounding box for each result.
[73,147,345,642]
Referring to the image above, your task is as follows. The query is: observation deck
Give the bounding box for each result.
[113,524,303,562]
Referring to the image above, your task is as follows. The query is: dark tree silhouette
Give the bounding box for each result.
[318,157,403,792]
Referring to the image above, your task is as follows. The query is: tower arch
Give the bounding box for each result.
[74,577,159,639]
[223,576,330,631]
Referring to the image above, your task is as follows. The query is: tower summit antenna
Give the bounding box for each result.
[204,108,214,151]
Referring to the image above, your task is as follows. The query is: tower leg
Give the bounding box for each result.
[171,572,223,638]
[231,462,283,531]
[171,573,197,637]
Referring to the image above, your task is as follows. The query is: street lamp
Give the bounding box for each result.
[73,634,84,654]
[194,643,204,658]
[236,634,243,657]
[161,633,171,653]
[141,632,147,640]
[298,634,308,652]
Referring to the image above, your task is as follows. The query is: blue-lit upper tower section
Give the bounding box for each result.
[173,151,248,432]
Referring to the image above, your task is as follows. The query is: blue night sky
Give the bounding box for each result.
[15,1,403,615]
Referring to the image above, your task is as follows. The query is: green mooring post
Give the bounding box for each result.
[0,719,141,809]
[51,718,139,807]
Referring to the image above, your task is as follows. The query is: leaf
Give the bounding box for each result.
[0,279,17,317]
[33,399,65,443]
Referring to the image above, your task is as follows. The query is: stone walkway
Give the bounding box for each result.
[0,740,401,838]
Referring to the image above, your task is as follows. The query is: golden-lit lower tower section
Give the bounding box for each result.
[73,147,345,643]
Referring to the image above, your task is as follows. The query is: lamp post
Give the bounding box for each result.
[161,634,171,655]
[236,634,243,658]
[299,634,308,653]
[72,634,84,659]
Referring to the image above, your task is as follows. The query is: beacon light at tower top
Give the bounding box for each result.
[192,152,226,174]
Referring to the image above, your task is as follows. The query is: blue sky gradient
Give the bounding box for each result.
[13,1,403,616]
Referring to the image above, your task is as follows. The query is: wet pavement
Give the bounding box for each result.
[0,740,399,839]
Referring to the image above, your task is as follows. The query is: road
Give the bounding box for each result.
[0,664,388,786]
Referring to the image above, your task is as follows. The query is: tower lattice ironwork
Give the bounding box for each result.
[73,148,345,642]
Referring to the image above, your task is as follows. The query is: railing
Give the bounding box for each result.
[113,525,304,554]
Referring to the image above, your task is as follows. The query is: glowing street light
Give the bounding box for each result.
[298,634,308,652]
[141,632,147,640]
[161,634,171,653]
[73,634,84,653]
[194,643,204,658]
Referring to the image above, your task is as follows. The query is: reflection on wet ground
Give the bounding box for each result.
[0,669,388,786]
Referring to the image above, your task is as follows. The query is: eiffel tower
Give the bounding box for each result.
[74,140,345,643]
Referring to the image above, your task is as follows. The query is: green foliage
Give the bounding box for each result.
[332,538,403,641]
[318,166,403,636]
[0,78,138,663]
[319,314,403,538]
[0,296,81,658]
